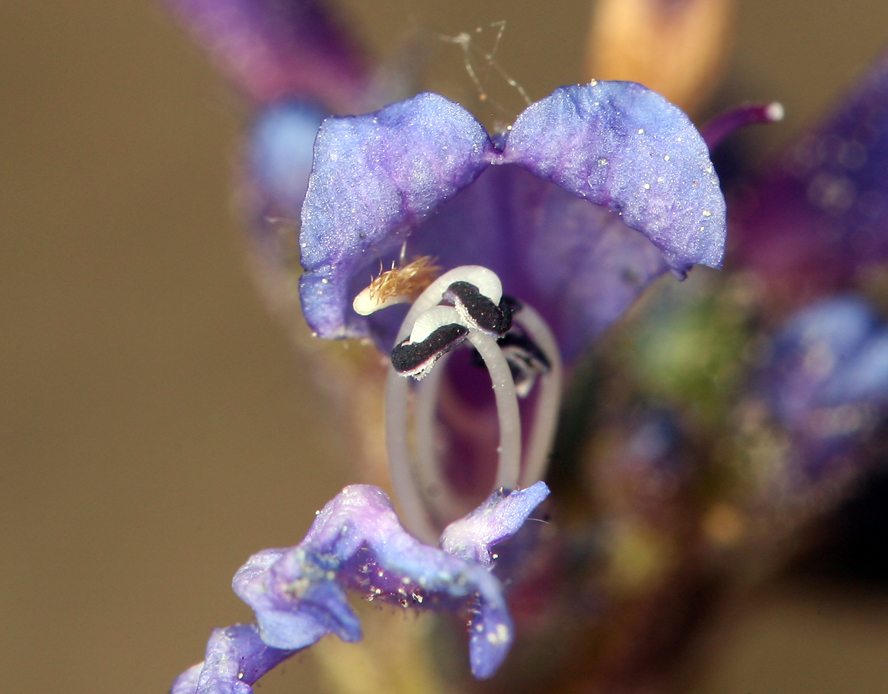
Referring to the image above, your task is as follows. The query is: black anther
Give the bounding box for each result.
[444,281,512,335]
[391,323,469,378]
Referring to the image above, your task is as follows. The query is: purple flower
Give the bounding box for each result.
[161,1,728,362]
[162,0,369,108]
[174,482,549,692]
[761,296,888,483]
[732,51,888,309]
[299,83,726,358]
[160,1,731,691]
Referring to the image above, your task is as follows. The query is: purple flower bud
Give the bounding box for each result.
[160,0,369,108]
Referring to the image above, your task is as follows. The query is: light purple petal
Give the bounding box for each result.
[733,51,888,300]
[300,93,495,339]
[503,82,726,274]
[232,547,359,649]
[171,624,298,694]
[242,102,325,302]
[161,0,368,108]
[298,84,726,357]
[440,481,550,566]
[232,484,532,678]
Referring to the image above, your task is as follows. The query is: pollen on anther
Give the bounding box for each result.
[353,255,440,316]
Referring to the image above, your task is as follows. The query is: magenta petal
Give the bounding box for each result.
[503,81,726,275]
[161,0,368,107]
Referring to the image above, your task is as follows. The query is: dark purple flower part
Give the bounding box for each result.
[733,51,888,305]
[161,0,368,109]
[171,623,297,694]
[299,81,727,358]
[701,101,785,150]
[174,482,549,689]
[762,296,888,481]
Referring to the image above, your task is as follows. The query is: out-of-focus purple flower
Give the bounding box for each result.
[174,483,549,692]
[733,51,888,307]
[162,0,369,108]
[299,83,727,358]
[761,296,888,482]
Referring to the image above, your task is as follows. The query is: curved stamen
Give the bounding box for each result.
[398,266,504,340]
[367,264,560,539]
[414,350,467,523]
[701,101,784,151]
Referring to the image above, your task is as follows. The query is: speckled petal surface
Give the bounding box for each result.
[440,481,550,566]
[297,83,726,355]
[300,93,495,339]
[230,484,527,679]
[161,0,368,107]
[171,624,298,694]
[503,82,726,275]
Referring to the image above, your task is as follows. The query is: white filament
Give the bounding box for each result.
[513,303,562,488]
[467,330,522,490]
[384,366,440,543]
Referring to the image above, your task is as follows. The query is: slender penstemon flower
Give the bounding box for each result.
[172,76,726,691]
[160,0,888,692]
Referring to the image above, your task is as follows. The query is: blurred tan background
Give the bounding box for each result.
[2,1,888,693]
